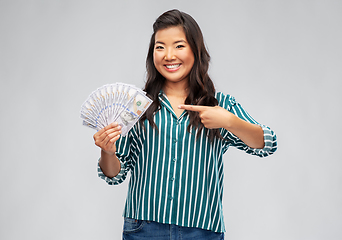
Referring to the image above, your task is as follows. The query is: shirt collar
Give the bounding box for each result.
[158,90,187,120]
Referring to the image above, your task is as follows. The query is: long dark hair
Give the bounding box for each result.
[141,9,221,141]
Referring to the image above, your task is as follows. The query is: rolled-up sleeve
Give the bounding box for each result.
[217,92,277,157]
[97,159,127,185]
[97,124,143,185]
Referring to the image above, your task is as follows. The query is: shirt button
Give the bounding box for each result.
[169,196,174,200]
[172,158,176,162]
[174,139,177,143]
[170,177,175,181]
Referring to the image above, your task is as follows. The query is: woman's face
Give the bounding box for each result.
[153,26,195,85]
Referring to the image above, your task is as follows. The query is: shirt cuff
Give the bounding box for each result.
[252,125,277,157]
[97,158,126,185]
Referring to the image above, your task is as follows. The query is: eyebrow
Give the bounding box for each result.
[155,40,187,45]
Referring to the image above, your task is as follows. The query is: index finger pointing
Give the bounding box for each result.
[178,105,207,112]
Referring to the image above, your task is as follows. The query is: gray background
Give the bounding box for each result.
[1,0,341,239]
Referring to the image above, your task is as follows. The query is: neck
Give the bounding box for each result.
[163,81,189,97]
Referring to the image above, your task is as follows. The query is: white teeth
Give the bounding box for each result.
[165,64,180,69]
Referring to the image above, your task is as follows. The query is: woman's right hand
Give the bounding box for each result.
[93,122,122,155]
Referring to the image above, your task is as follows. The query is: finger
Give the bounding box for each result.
[98,130,121,151]
[94,122,119,137]
[94,124,119,140]
[100,127,122,145]
[94,124,121,146]
[104,130,121,143]
[178,104,207,112]
[102,124,122,136]
[101,133,120,154]
[104,122,119,131]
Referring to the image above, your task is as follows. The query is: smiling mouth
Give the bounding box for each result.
[165,64,181,69]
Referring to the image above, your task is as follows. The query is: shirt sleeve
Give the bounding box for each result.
[97,123,144,185]
[217,92,277,157]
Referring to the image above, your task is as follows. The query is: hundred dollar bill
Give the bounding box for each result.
[88,89,107,126]
[80,94,106,129]
[115,83,138,121]
[116,89,152,136]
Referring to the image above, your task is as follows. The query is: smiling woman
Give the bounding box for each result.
[93,9,277,240]
[142,10,224,140]
[153,26,195,86]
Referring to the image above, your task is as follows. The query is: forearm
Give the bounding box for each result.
[224,114,265,149]
[178,104,266,149]
[99,150,121,178]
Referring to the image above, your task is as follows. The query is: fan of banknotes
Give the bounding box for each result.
[80,83,153,136]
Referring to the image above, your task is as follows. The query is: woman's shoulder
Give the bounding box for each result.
[215,92,237,110]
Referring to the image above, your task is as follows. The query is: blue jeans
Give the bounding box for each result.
[122,218,224,240]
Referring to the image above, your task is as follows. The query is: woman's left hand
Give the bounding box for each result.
[178,105,233,129]
[179,104,265,149]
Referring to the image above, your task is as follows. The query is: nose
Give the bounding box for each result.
[164,48,176,61]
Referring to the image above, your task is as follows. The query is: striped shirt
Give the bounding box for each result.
[98,91,277,233]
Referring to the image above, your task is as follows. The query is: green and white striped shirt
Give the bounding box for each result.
[98,92,277,233]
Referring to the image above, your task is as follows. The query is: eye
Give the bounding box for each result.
[155,45,164,50]
[176,45,185,49]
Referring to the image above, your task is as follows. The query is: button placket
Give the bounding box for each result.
[168,118,180,201]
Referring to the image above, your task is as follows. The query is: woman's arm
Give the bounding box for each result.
[222,110,264,149]
[93,122,122,178]
[178,105,264,149]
